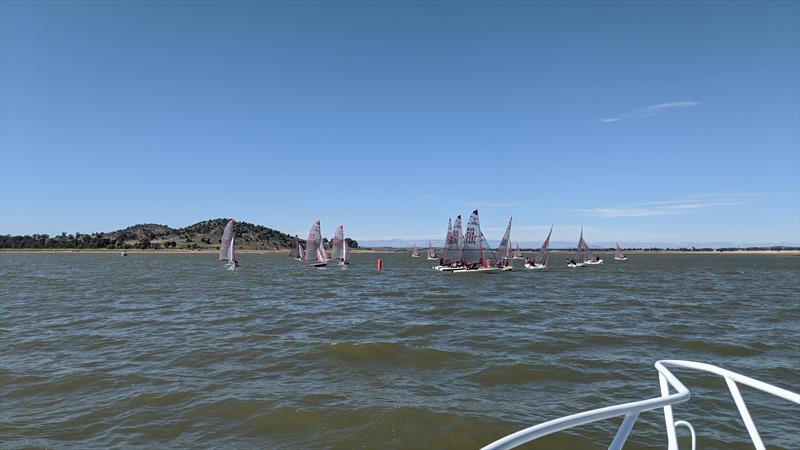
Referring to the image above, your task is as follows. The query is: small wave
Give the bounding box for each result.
[465,363,602,386]
[317,342,472,368]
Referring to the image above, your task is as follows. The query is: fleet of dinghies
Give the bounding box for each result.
[219,215,627,271]
[432,210,511,274]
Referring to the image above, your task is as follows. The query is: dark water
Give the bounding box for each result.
[1,252,798,449]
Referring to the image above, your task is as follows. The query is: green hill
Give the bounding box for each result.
[0,219,306,250]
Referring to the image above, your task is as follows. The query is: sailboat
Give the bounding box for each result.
[513,241,524,259]
[330,225,350,266]
[303,220,327,267]
[495,217,513,268]
[526,225,553,270]
[411,243,420,258]
[434,216,463,271]
[453,210,504,273]
[219,219,238,270]
[582,229,603,265]
[290,235,302,260]
[426,239,437,260]
[614,242,627,261]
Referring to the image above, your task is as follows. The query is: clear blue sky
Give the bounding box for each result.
[1,1,798,245]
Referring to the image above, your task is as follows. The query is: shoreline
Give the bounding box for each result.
[1,249,798,256]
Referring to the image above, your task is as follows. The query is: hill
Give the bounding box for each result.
[0,219,309,250]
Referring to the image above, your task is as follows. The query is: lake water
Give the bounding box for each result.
[1,252,798,449]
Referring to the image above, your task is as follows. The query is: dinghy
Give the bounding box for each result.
[513,242,524,259]
[581,230,603,265]
[219,219,238,270]
[290,235,303,260]
[411,243,420,258]
[121,251,127,256]
[303,220,327,267]
[614,242,627,261]
[330,225,350,266]
[567,226,586,268]
[426,240,437,260]
[525,225,552,270]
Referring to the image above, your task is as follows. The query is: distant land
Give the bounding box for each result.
[0,219,356,251]
[0,219,796,252]
[358,239,800,252]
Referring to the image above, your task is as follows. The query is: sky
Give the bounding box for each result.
[1,1,798,246]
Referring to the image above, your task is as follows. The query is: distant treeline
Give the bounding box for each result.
[0,218,357,250]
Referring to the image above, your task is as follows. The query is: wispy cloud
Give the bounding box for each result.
[454,201,523,208]
[598,101,701,123]
[569,194,753,218]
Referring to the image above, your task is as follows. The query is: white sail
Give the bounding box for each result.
[298,242,305,260]
[290,235,300,258]
[411,243,419,257]
[577,226,594,263]
[462,210,484,265]
[342,237,349,263]
[513,241,522,259]
[443,217,461,264]
[535,225,553,266]
[303,221,321,262]
[219,219,235,262]
[316,244,328,264]
[427,239,436,259]
[496,217,512,264]
[331,225,344,261]
[615,242,626,260]
[228,234,236,266]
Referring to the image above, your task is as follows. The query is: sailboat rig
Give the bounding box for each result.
[614,242,627,261]
[219,219,238,270]
[525,225,552,270]
[513,241,523,259]
[426,240,437,260]
[331,225,350,266]
[303,220,328,267]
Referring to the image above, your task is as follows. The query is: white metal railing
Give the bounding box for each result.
[481,359,800,450]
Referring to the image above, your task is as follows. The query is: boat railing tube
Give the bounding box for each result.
[481,359,800,450]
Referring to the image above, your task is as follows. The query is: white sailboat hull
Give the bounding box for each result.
[525,263,547,270]
[584,259,604,265]
[452,267,503,274]
[614,256,627,261]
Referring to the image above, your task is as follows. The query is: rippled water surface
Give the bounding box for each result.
[1,252,798,449]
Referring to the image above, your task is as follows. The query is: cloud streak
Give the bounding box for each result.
[599,101,701,123]
[572,194,752,218]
